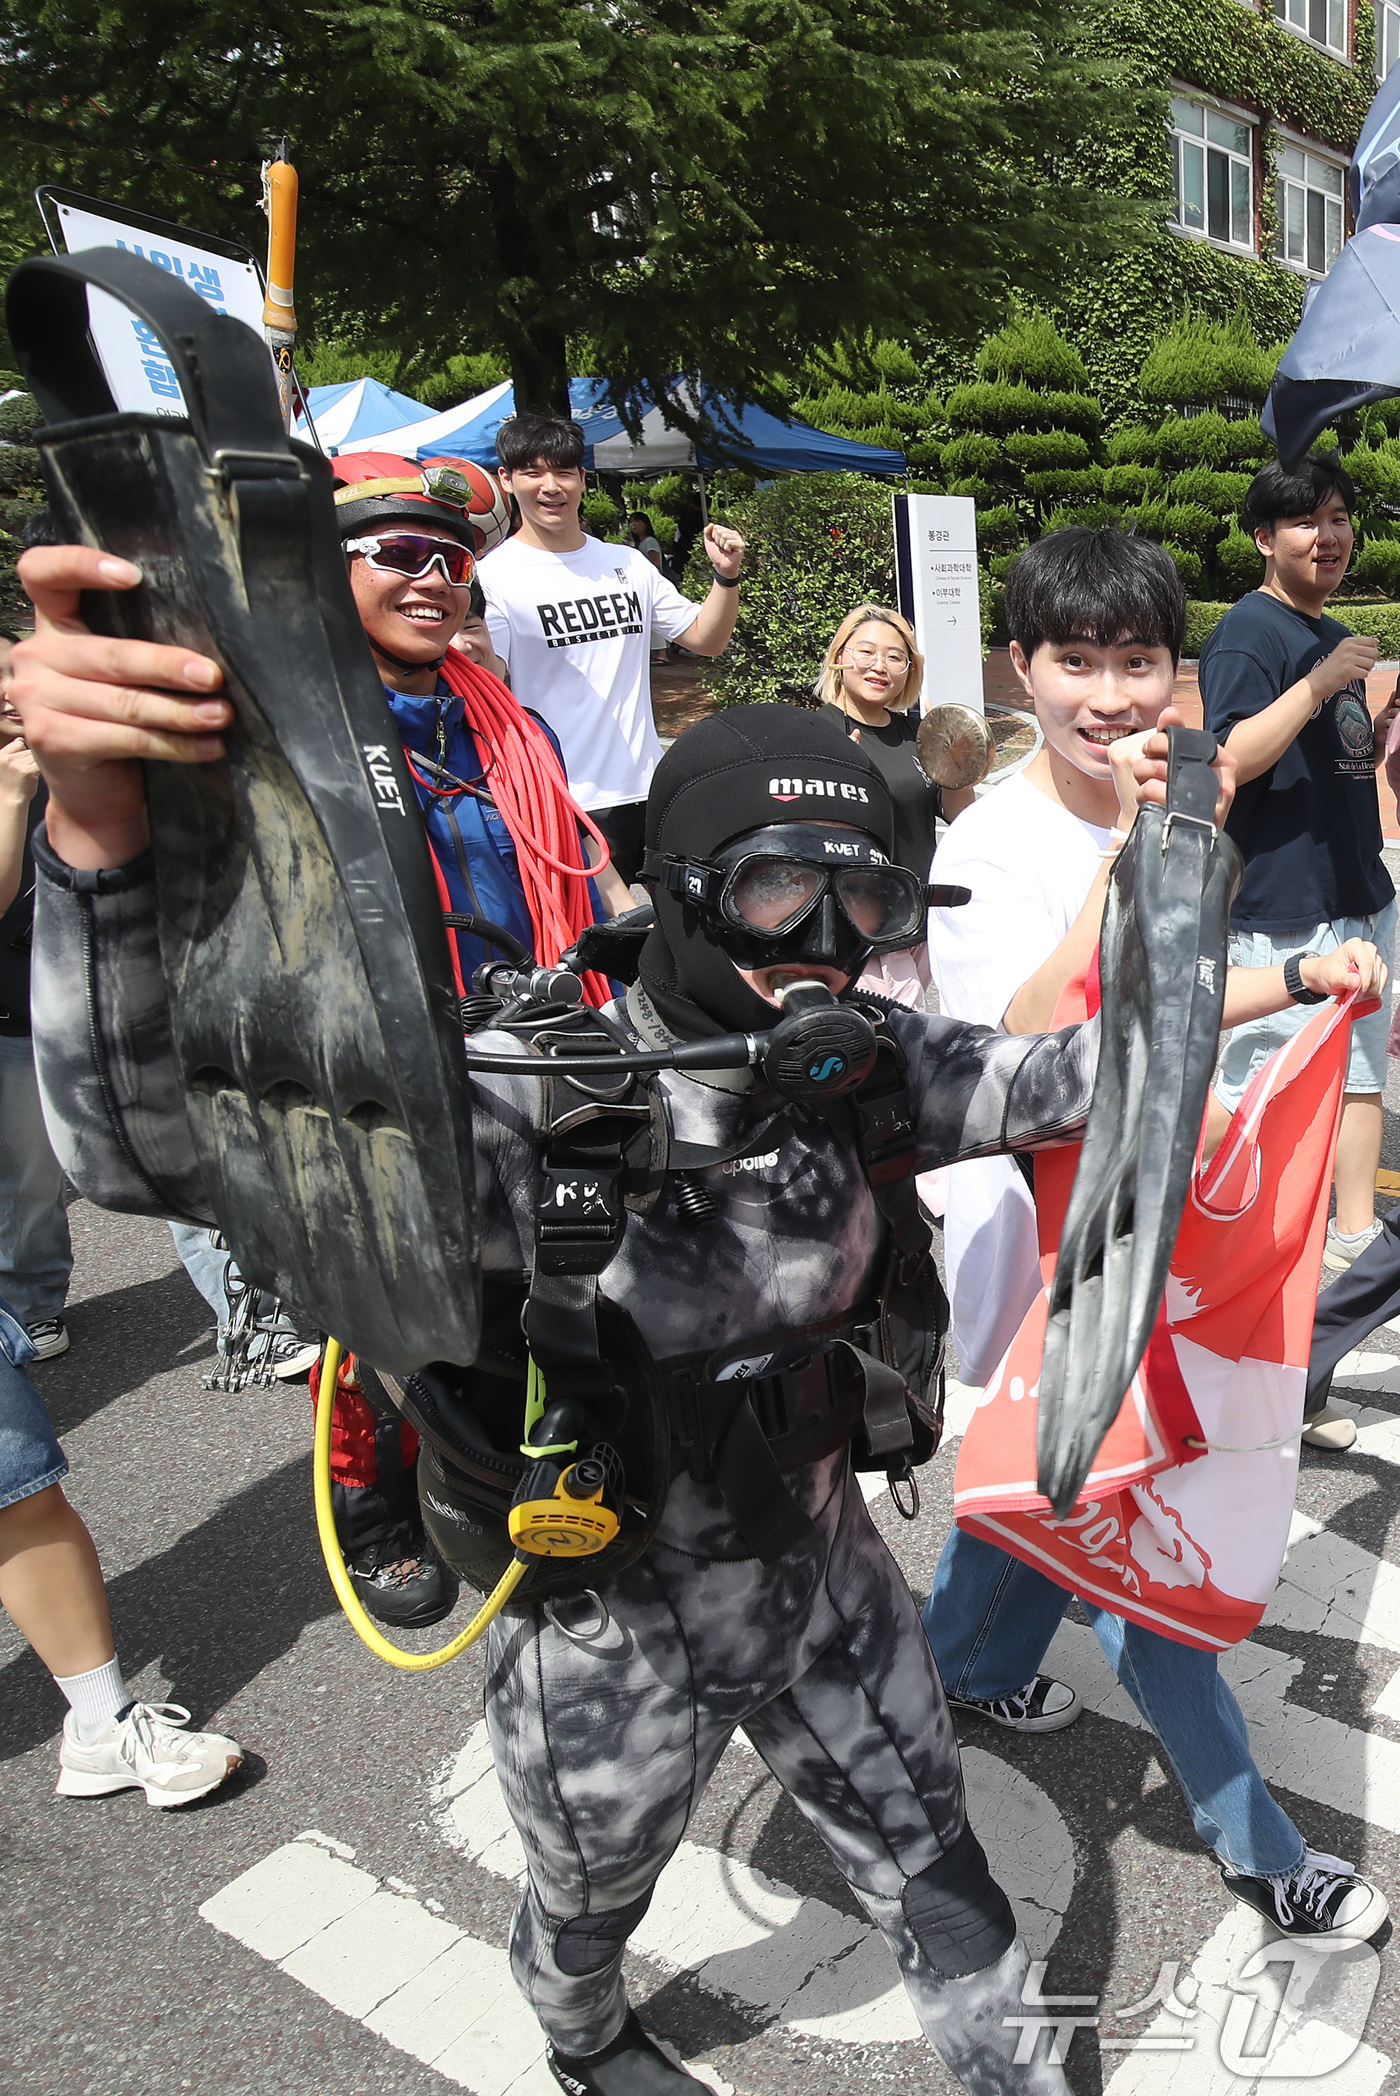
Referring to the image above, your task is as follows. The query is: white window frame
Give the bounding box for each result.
[1167,91,1257,256]
[1378,0,1400,78]
[1273,131,1347,277]
[1273,0,1349,61]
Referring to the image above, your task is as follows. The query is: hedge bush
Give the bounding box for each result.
[1164,544,1203,587]
[582,489,621,534]
[1182,602,1230,657]
[1216,528,1263,594]
[942,433,1004,478]
[1024,467,1104,502]
[1102,463,1164,503]
[1179,600,1400,659]
[976,312,1089,393]
[1138,310,1273,410]
[1169,467,1252,517]
[1156,411,1231,469]
[976,504,1024,550]
[1105,425,1159,465]
[0,396,42,445]
[1163,501,1219,550]
[0,387,47,622]
[1003,430,1091,470]
[1223,418,1271,466]
[686,472,902,708]
[949,474,998,504]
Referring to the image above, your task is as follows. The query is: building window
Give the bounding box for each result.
[1169,97,1255,252]
[1274,0,1348,58]
[1274,143,1345,274]
[1378,1,1400,78]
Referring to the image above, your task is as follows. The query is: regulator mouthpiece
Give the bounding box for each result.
[761,980,878,1100]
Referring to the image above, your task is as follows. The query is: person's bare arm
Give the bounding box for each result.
[941,784,975,822]
[1002,857,1118,1034]
[585,833,636,917]
[673,524,746,656]
[1221,938,1386,1025]
[1372,679,1400,767]
[1002,715,1237,1035]
[1223,634,1379,784]
[0,740,40,914]
[10,545,230,870]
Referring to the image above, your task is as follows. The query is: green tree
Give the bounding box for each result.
[0,0,1142,417]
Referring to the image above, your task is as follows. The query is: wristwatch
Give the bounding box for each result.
[709,570,739,589]
[1284,953,1327,1005]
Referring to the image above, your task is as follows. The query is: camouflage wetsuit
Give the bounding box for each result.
[29,834,1095,2096]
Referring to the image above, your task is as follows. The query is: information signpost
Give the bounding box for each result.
[892,492,984,714]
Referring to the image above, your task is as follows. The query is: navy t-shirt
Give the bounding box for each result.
[1199,591,1391,931]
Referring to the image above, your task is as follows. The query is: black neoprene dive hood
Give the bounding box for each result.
[638,706,896,1037]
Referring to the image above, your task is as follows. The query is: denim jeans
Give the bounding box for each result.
[922,1526,1304,1881]
[0,1292,66,1508]
[168,1223,233,1326]
[0,1031,72,1325]
[1215,896,1398,1107]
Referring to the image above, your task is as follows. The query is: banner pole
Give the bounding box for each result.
[260,141,299,433]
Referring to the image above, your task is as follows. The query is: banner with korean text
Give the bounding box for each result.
[42,192,266,417]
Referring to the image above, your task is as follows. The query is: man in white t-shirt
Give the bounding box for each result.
[481,414,746,884]
[917,527,1392,1945]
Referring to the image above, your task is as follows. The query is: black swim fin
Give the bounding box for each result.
[7,247,480,1374]
[1036,728,1242,1515]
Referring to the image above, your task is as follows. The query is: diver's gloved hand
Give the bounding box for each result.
[1035,726,1243,1516]
[546,2011,708,2096]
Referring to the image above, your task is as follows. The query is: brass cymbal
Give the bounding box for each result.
[915,704,995,790]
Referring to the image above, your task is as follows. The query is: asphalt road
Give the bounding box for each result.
[6,988,1400,2096]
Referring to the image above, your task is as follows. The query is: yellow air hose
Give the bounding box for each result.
[313,1337,527,1671]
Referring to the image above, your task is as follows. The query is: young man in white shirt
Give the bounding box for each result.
[481,414,745,884]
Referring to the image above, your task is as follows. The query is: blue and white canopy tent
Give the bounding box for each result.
[336,375,906,479]
[1264,64,1400,465]
[293,376,434,453]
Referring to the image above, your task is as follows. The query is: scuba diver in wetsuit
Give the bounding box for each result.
[11,533,1219,2095]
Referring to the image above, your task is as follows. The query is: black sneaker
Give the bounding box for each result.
[347,1546,458,1628]
[1222,1847,1390,1940]
[26,1317,70,1360]
[547,2011,707,2096]
[946,1674,1081,1733]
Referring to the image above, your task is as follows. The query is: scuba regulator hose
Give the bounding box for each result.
[313,1338,527,1670]
[314,982,882,1667]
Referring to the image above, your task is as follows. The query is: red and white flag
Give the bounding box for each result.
[953,971,1367,1652]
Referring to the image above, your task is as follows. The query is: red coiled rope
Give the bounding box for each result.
[434,651,614,1008]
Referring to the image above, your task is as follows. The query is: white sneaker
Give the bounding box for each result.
[56,1702,243,1807]
[1301,1404,1358,1451]
[26,1317,70,1360]
[1321,1219,1383,1277]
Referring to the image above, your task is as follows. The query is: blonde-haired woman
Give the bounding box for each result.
[818,604,973,1005]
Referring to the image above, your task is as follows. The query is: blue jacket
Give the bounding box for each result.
[384,681,597,985]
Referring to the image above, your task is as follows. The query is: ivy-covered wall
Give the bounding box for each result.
[1058,0,1377,413]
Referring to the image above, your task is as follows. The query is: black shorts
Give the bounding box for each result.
[590,800,647,889]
